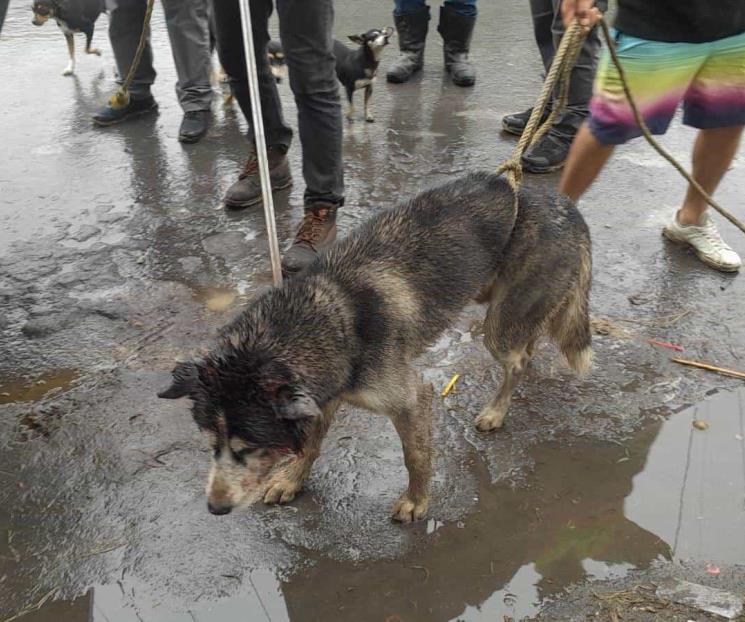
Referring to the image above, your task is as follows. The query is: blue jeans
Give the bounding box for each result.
[394,0,477,18]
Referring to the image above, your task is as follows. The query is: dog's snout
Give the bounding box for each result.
[207,501,233,515]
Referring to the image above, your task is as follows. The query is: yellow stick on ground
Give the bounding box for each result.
[441,373,460,397]
[671,358,745,381]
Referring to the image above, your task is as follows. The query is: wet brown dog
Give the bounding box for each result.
[159,171,592,521]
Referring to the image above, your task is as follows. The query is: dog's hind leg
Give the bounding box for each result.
[475,291,539,432]
[345,87,355,121]
[84,25,101,56]
[387,372,433,522]
[263,400,339,504]
[63,33,75,76]
[364,84,374,123]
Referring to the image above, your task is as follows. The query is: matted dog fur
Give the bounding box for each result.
[159,171,592,521]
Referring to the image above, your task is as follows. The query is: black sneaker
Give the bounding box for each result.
[521,131,573,174]
[502,106,551,137]
[92,95,158,127]
[178,110,210,143]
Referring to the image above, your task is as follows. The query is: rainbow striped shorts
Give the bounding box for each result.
[589,29,745,145]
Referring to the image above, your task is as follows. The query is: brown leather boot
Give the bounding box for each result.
[281,202,338,274]
[223,146,292,209]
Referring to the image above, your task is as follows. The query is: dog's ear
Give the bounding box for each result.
[274,386,323,421]
[158,361,199,399]
[348,34,365,45]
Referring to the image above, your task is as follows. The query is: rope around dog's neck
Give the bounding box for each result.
[496,17,745,237]
[108,0,155,110]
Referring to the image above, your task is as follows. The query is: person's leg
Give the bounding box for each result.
[212,0,294,208]
[162,0,213,142]
[521,0,606,173]
[502,0,554,135]
[438,0,477,86]
[662,33,745,272]
[558,124,615,200]
[277,0,344,273]
[93,0,158,125]
[679,126,744,224]
[386,0,430,84]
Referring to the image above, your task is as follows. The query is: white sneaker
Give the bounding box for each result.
[663,212,742,273]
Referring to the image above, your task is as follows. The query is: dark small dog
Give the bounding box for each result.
[32,0,104,76]
[159,172,593,522]
[334,27,394,122]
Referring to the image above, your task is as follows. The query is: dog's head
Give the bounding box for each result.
[348,27,395,60]
[158,355,322,515]
[31,0,56,25]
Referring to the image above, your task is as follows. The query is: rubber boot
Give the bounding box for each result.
[437,6,476,87]
[386,6,430,84]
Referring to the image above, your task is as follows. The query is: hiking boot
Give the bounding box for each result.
[178,110,210,143]
[282,202,338,274]
[437,6,476,87]
[386,6,430,84]
[663,211,742,272]
[521,130,573,173]
[502,106,551,137]
[223,146,292,209]
[92,95,158,126]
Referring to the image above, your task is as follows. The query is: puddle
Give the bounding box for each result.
[0,369,79,405]
[191,286,238,313]
[11,389,745,622]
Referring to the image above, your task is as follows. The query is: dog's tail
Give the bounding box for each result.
[550,241,593,375]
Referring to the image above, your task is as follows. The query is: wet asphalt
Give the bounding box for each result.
[1,0,745,620]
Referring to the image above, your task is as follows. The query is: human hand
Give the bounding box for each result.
[561,0,603,33]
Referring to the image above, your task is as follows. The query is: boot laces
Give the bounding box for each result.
[294,209,331,249]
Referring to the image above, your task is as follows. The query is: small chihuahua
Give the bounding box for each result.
[31,0,104,76]
[334,27,394,122]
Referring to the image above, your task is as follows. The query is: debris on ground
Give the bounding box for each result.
[672,358,745,381]
[693,419,710,430]
[655,578,743,620]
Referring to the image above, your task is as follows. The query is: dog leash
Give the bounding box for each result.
[496,17,745,237]
[108,0,155,110]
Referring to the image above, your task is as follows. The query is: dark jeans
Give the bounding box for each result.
[212,0,344,206]
[529,0,607,138]
[394,0,477,18]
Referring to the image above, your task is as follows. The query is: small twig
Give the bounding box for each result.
[672,357,745,380]
[441,374,460,397]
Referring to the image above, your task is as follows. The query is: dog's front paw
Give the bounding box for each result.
[365,116,375,123]
[263,477,302,505]
[62,67,74,76]
[87,47,102,56]
[392,492,428,523]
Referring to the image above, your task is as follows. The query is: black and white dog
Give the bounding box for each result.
[32,0,104,76]
[334,27,394,122]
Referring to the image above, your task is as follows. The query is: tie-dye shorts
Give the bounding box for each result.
[589,29,745,145]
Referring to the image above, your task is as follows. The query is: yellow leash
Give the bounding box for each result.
[108,0,156,109]
[496,18,745,237]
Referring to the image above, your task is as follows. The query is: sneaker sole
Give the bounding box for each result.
[92,104,158,127]
[522,160,566,174]
[501,122,525,137]
[178,129,208,144]
[662,229,741,273]
[223,179,293,210]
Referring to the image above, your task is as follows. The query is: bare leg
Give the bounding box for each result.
[263,400,339,504]
[475,347,531,432]
[63,33,75,76]
[558,123,615,201]
[678,126,744,224]
[388,378,434,522]
[364,84,374,122]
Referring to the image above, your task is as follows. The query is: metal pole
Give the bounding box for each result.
[238,0,283,286]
